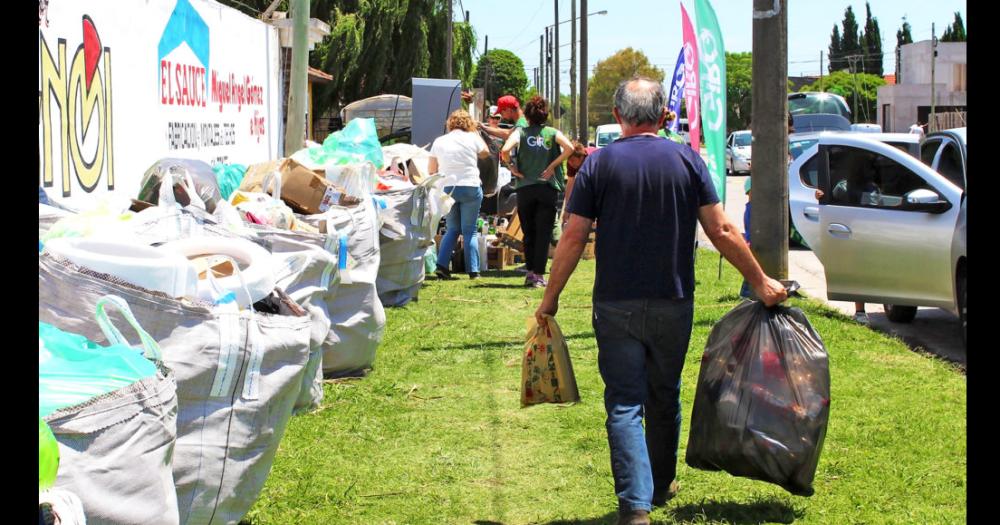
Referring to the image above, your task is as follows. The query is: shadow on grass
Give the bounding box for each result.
[473,514,618,525]
[666,499,803,524]
[472,283,532,289]
[417,332,595,352]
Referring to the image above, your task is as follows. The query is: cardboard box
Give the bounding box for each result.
[239,159,284,194]
[276,158,358,215]
[487,245,508,270]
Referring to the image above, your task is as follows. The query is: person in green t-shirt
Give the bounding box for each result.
[500,96,574,288]
[656,110,686,144]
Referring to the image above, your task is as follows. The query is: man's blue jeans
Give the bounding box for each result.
[437,185,483,274]
[592,298,695,512]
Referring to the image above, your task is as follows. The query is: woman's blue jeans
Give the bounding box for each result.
[592,298,695,512]
[437,185,483,274]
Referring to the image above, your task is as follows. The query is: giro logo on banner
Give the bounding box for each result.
[39,15,116,197]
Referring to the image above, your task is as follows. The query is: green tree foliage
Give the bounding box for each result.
[861,2,883,76]
[829,25,843,73]
[941,12,967,42]
[219,0,477,118]
[801,70,885,123]
[473,49,529,104]
[586,47,664,126]
[829,6,861,72]
[896,17,913,47]
[726,52,752,132]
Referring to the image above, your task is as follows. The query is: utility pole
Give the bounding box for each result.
[819,51,824,92]
[553,0,560,127]
[283,0,310,155]
[539,34,545,98]
[848,55,858,119]
[751,0,788,279]
[546,28,552,103]
[570,0,577,139]
[484,36,489,102]
[445,0,453,78]
[930,23,937,132]
[579,0,588,144]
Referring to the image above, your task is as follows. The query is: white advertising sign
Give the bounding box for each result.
[39,0,283,208]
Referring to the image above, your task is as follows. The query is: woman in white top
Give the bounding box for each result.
[428,109,491,279]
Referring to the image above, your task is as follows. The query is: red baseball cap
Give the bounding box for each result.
[496,95,520,113]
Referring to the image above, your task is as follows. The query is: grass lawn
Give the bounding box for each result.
[245,250,966,525]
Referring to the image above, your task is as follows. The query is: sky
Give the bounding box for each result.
[456,0,967,91]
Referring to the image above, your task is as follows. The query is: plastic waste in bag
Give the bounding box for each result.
[213,163,248,201]
[39,322,159,418]
[42,196,136,242]
[319,118,385,168]
[521,315,580,406]
[424,242,437,274]
[685,299,830,496]
[39,417,59,490]
[137,158,223,213]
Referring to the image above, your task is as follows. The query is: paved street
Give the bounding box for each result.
[697,174,965,368]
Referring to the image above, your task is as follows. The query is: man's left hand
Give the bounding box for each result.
[535,297,559,327]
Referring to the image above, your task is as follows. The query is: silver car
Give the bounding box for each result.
[788,129,967,345]
[725,130,752,175]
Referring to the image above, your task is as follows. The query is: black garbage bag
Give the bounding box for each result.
[686,299,830,496]
[137,158,222,213]
[477,129,501,196]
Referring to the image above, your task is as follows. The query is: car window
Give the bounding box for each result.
[800,154,819,188]
[936,141,965,189]
[920,138,942,166]
[733,134,751,147]
[827,146,932,210]
[789,138,818,160]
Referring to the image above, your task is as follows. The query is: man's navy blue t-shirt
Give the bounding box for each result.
[565,134,719,301]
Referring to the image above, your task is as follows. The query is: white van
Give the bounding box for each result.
[678,118,690,145]
[595,123,622,148]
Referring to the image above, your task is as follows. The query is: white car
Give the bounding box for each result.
[725,130,752,175]
[788,130,967,345]
[595,123,621,148]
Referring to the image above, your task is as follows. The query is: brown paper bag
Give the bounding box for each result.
[521,315,580,407]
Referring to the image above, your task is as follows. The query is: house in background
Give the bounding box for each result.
[877,40,966,132]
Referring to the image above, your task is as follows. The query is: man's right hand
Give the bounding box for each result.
[754,277,789,307]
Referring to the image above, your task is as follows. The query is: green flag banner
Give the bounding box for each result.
[695,0,727,204]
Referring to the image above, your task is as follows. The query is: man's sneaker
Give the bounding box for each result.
[524,272,537,287]
[616,509,650,525]
[853,311,870,326]
[434,265,454,280]
[468,272,479,280]
[532,275,548,288]
[652,480,680,507]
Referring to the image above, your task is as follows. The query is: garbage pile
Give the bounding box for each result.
[38,117,452,524]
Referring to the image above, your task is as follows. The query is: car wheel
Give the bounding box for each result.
[884,304,918,323]
[726,159,732,176]
[958,272,966,348]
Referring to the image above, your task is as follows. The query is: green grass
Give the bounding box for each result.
[244,250,966,525]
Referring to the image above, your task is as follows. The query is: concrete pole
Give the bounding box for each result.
[570,0,577,139]
[930,23,937,132]
[283,0,310,156]
[539,34,544,98]
[820,51,824,92]
[553,0,560,127]
[446,0,453,79]
[579,0,588,144]
[750,0,788,279]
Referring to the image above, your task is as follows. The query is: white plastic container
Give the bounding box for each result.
[43,238,198,298]
[158,237,276,308]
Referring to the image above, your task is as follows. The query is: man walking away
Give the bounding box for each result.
[534,77,787,525]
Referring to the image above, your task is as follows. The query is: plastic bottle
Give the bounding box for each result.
[39,417,59,490]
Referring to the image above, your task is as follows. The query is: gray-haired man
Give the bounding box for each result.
[535,77,787,525]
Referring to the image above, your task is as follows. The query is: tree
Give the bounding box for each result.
[861,2,883,76]
[800,70,885,123]
[830,6,861,73]
[896,17,913,47]
[829,25,843,73]
[726,52,752,132]
[941,12,967,42]
[586,47,664,126]
[473,49,529,104]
